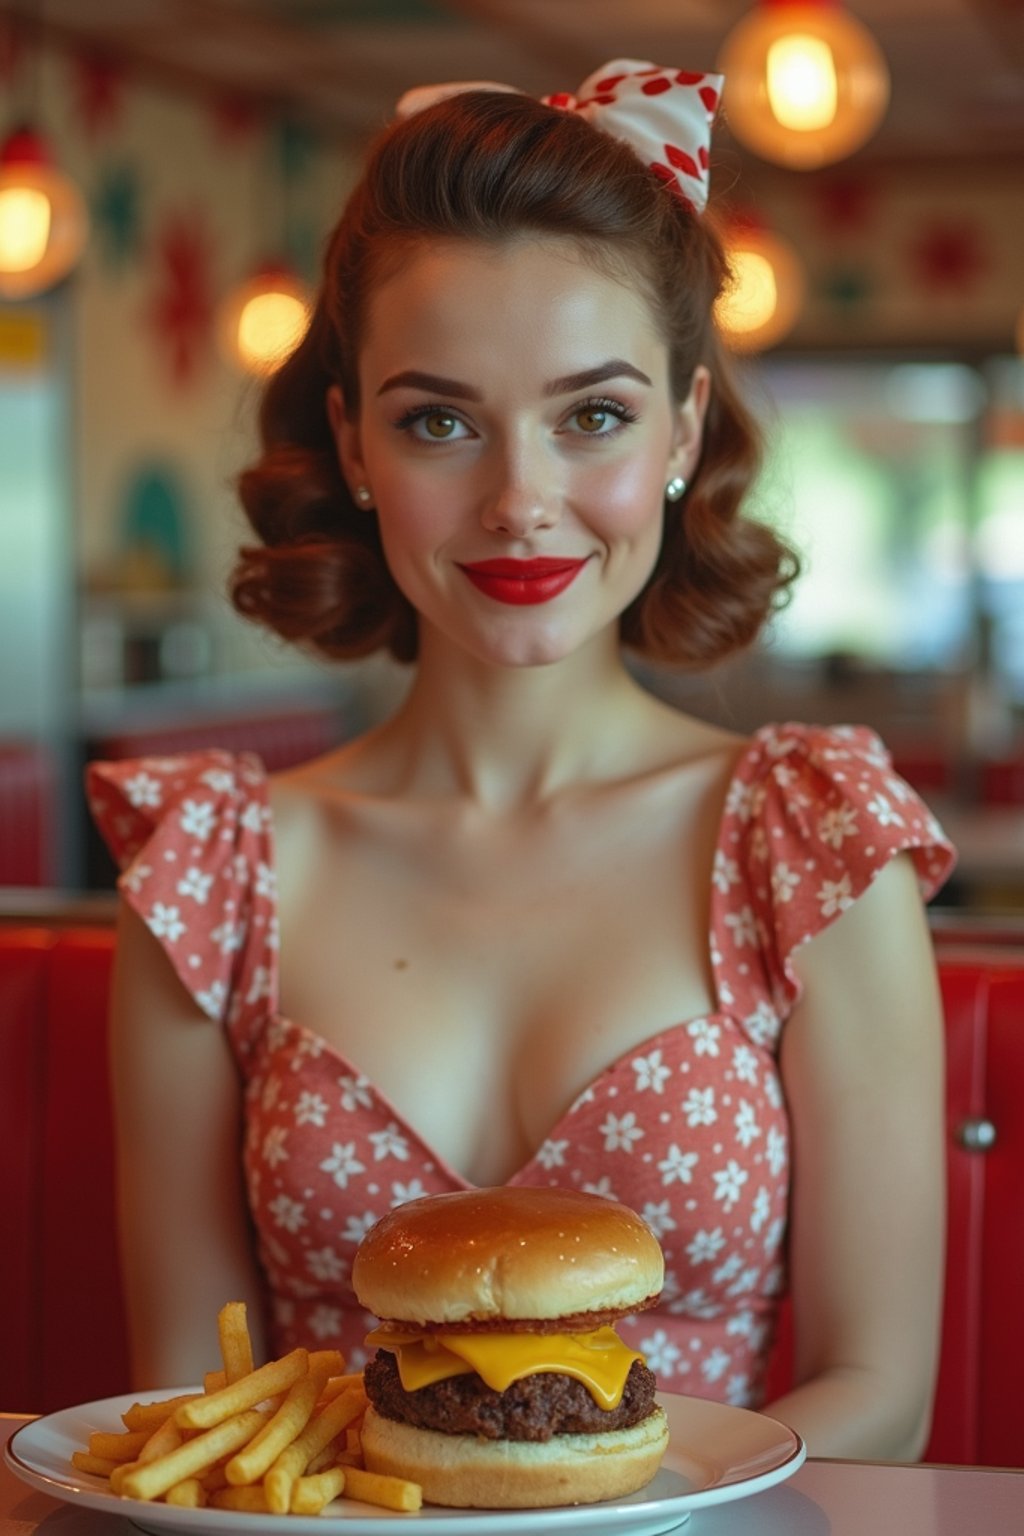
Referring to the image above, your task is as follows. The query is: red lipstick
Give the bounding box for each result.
[458,557,588,606]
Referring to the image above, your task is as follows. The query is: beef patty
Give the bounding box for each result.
[363,1350,658,1443]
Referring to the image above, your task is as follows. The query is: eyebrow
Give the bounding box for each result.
[375,359,653,400]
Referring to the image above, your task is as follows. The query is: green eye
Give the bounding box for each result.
[575,407,609,433]
[425,412,457,438]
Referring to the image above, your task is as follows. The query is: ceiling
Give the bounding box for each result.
[3,0,1024,171]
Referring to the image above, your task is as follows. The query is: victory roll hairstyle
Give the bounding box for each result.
[233,88,798,665]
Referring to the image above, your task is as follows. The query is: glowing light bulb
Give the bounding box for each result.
[717,249,778,336]
[766,34,838,130]
[219,267,312,375]
[237,289,308,371]
[0,185,52,271]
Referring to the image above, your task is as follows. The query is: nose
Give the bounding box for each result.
[480,446,558,537]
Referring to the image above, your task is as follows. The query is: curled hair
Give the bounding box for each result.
[233,90,798,667]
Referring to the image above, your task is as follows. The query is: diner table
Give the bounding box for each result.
[3,1414,1022,1536]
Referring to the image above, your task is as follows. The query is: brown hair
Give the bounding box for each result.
[233,89,798,666]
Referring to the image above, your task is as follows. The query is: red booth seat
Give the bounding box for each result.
[92,705,347,776]
[0,744,55,887]
[1,921,1022,1466]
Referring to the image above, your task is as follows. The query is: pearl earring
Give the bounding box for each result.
[354,486,373,507]
[665,476,687,503]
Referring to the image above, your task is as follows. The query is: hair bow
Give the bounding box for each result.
[543,59,722,213]
[394,58,723,214]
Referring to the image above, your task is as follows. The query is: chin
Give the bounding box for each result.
[352,1186,669,1509]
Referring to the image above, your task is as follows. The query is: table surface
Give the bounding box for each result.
[3,1414,1023,1536]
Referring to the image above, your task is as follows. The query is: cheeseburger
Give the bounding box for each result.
[352,1186,668,1508]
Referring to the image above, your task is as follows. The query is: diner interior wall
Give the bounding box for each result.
[1,39,358,689]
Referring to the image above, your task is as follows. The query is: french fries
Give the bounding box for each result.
[69,1299,423,1516]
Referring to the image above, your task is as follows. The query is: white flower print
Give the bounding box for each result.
[200,768,235,793]
[713,1159,748,1212]
[764,1071,783,1111]
[683,1087,716,1127]
[641,1200,677,1239]
[726,1266,761,1298]
[307,1305,342,1340]
[867,793,904,829]
[305,1247,345,1284]
[391,1179,427,1207]
[701,1347,730,1383]
[674,1288,721,1319]
[319,1142,366,1189]
[770,863,801,903]
[749,826,769,864]
[267,1194,306,1234]
[686,1228,727,1265]
[713,1252,743,1284]
[712,851,740,893]
[818,873,854,918]
[658,1144,698,1186]
[638,1328,681,1376]
[294,1091,329,1128]
[231,853,249,884]
[731,1044,759,1086]
[196,980,227,1016]
[686,1018,721,1058]
[261,1125,289,1169]
[339,1074,373,1113]
[342,1211,379,1244]
[632,1048,671,1093]
[241,801,271,834]
[536,1137,569,1170]
[124,771,163,809]
[581,1175,617,1199]
[599,1111,644,1153]
[369,1123,410,1163]
[180,799,216,841]
[290,1037,324,1074]
[122,861,153,894]
[177,866,213,904]
[818,804,858,849]
[751,1186,771,1234]
[725,781,755,822]
[726,1309,756,1341]
[211,918,243,956]
[261,1075,282,1111]
[724,905,758,948]
[743,1002,780,1049]
[766,1126,787,1178]
[149,903,185,942]
[734,1101,761,1150]
[726,1374,750,1406]
[255,861,277,900]
[246,965,273,1006]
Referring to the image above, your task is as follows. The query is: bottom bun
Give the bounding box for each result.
[360,1402,669,1509]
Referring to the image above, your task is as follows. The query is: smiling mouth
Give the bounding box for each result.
[457,558,590,606]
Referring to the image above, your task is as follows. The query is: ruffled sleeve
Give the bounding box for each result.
[85,750,277,1030]
[712,722,957,1038]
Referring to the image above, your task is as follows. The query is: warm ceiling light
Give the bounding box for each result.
[0,125,89,298]
[716,222,805,351]
[219,266,311,376]
[718,1,890,169]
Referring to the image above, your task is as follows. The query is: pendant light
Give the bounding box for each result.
[219,261,310,376]
[0,125,88,299]
[715,214,805,352]
[718,0,890,169]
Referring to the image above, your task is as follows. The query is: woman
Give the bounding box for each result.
[90,62,955,1459]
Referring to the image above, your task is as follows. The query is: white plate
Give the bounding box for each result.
[5,1389,805,1536]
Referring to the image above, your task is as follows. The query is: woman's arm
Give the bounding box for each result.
[109,898,268,1389]
[764,852,946,1460]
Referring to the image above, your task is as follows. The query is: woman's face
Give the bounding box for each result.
[330,236,708,670]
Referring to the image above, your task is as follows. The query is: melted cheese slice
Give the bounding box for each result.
[365,1324,643,1410]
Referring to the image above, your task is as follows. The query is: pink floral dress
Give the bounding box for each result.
[87,722,954,1410]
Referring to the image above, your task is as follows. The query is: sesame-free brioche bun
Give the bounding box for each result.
[353,1186,664,1328]
[359,1402,670,1509]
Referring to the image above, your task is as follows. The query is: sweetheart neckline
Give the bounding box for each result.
[263,1006,742,1189]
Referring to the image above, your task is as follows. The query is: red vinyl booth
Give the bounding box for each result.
[1,920,1022,1466]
